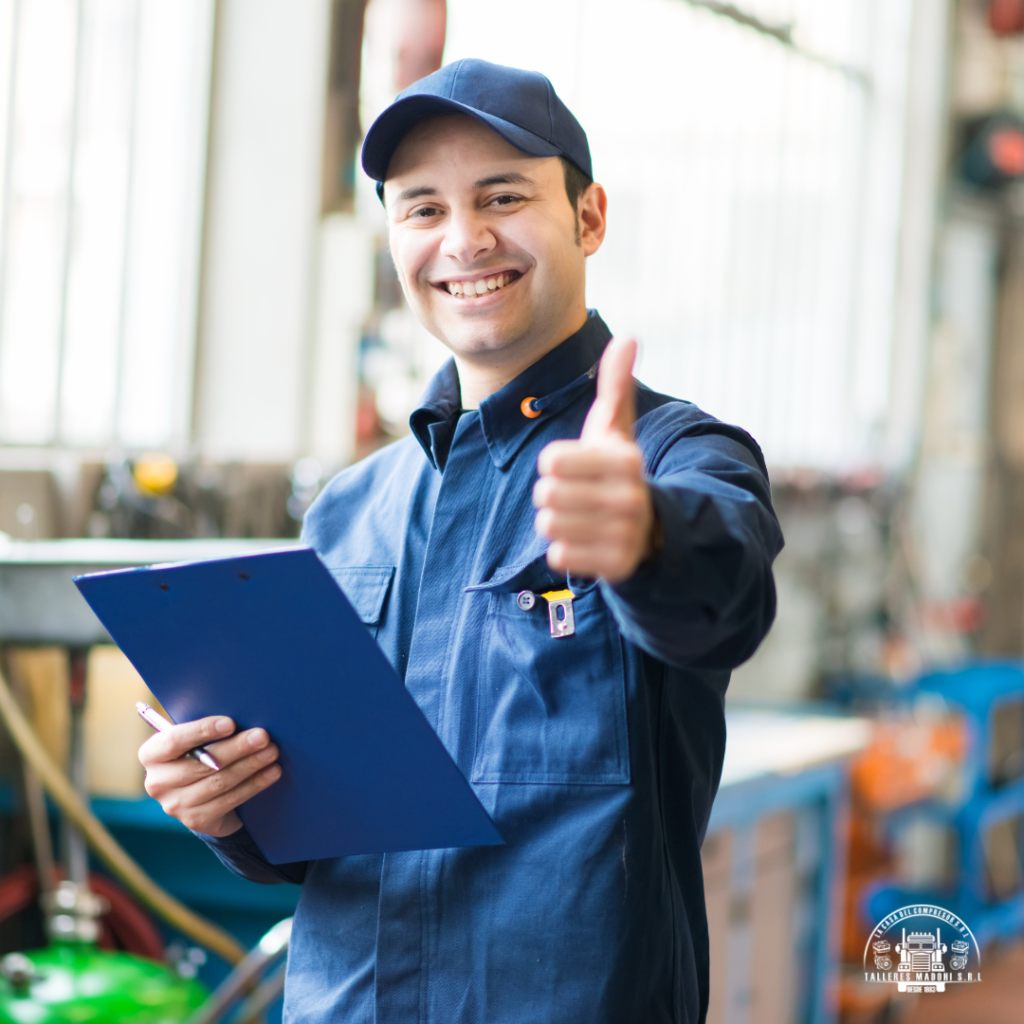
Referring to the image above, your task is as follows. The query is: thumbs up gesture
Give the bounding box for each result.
[533,339,656,584]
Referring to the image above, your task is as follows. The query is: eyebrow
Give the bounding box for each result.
[474,172,535,189]
[391,172,537,207]
[393,185,438,204]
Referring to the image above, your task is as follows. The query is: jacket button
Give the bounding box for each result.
[516,590,536,611]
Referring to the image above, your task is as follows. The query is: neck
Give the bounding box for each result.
[454,307,589,410]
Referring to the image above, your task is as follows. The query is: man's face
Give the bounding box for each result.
[384,115,602,367]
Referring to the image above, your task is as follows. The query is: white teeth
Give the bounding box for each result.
[446,272,516,297]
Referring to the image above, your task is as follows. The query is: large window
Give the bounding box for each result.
[446,0,915,469]
[0,0,213,449]
[0,0,920,471]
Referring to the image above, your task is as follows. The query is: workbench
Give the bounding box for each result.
[705,709,869,1024]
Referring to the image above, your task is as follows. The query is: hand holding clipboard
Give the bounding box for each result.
[75,548,502,863]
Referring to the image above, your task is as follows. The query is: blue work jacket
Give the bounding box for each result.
[200,311,783,1024]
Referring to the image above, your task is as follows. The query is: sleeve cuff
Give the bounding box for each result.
[608,482,692,605]
[192,823,260,851]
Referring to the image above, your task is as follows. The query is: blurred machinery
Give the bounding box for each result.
[838,663,1024,1021]
[960,112,1024,190]
[0,539,302,1023]
[0,456,322,545]
[989,0,1024,36]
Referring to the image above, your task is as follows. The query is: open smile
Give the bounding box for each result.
[434,269,523,300]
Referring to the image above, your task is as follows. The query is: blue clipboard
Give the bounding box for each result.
[73,547,502,864]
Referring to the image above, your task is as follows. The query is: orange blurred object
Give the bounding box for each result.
[989,128,1024,176]
[850,715,967,812]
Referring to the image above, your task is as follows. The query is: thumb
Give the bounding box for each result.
[581,338,637,443]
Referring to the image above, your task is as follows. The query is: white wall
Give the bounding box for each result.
[194,0,332,462]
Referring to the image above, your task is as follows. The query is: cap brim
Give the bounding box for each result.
[361,95,562,185]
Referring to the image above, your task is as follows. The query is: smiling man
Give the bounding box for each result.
[140,60,783,1024]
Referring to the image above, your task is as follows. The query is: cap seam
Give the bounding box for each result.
[545,78,555,143]
[447,59,462,99]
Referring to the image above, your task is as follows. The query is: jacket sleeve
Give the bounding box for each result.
[195,826,307,886]
[601,401,783,670]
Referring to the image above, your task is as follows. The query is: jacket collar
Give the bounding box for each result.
[410,310,612,471]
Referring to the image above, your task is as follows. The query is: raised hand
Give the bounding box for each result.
[140,716,281,837]
[533,338,656,584]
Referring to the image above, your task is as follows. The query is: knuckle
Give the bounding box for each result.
[206,772,227,796]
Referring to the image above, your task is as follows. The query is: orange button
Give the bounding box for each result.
[521,397,541,419]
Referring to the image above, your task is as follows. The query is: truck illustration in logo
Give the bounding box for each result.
[896,927,947,992]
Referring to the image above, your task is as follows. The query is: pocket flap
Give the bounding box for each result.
[327,566,395,624]
[465,553,566,595]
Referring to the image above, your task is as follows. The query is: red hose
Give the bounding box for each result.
[0,865,165,961]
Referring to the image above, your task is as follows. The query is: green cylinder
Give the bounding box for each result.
[0,946,208,1024]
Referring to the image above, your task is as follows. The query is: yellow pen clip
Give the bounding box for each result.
[541,589,575,638]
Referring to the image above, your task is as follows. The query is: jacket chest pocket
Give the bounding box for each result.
[468,560,630,786]
[327,565,395,639]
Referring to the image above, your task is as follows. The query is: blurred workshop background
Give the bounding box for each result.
[1,0,1024,1022]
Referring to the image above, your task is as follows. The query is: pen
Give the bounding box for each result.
[136,701,221,771]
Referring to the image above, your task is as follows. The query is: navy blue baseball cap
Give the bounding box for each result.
[361,59,592,195]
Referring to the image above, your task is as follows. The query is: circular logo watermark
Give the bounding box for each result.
[863,904,982,994]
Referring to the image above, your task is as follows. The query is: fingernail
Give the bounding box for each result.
[215,718,233,735]
[247,729,266,748]
[257,746,275,763]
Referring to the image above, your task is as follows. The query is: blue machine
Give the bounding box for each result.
[865,662,1024,948]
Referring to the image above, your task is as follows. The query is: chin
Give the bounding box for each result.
[433,310,532,358]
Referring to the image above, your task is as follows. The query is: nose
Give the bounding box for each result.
[439,206,496,265]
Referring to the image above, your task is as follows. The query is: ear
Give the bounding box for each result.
[579,182,607,257]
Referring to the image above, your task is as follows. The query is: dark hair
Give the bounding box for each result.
[561,157,592,245]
